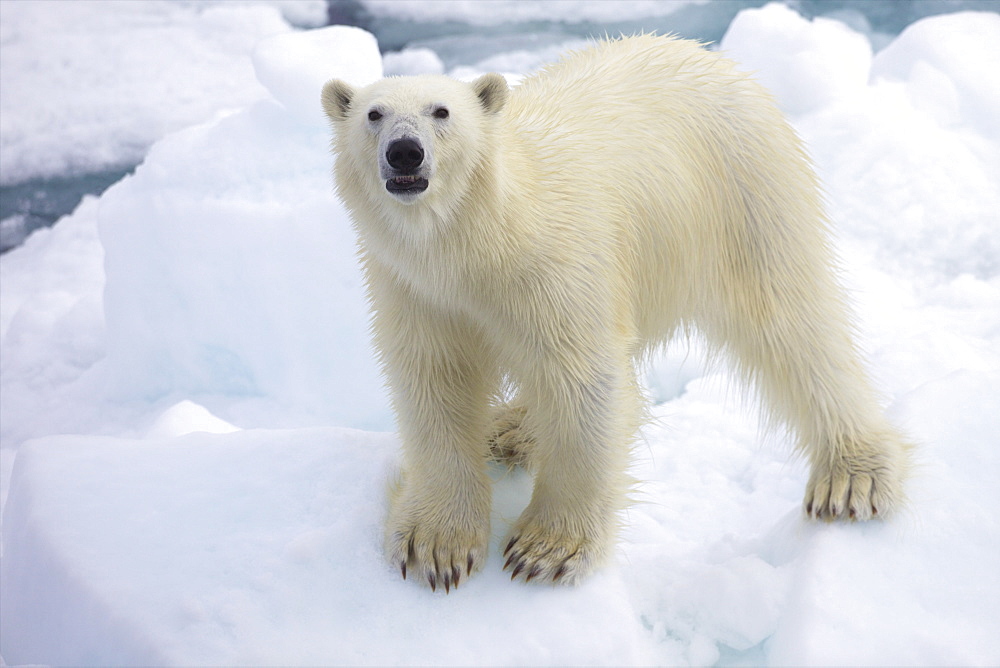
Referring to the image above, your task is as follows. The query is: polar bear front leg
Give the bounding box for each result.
[502,358,638,584]
[383,352,494,591]
[373,286,496,592]
[386,462,492,592]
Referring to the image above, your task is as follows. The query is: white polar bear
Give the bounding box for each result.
[322,35,910,591]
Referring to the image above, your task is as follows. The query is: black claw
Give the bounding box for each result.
[553,564,566,583]
[401,561,407,580]
[467,552,474,576]
[504,537,518,557]
[503,551,519,571]
[525,565,542,582]
[443,571,451,594]
[452,565,461,589]
[511,561,525,580]
[428,571,437,592]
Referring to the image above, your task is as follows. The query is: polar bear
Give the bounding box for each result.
[321,34,910,591]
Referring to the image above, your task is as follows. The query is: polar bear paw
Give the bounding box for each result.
[502,511,610,585]
[386,484,490,593]
[386,518,489,593]
[487,404,533,469]
[804,445,906,521]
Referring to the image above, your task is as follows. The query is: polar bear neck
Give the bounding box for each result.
[350,138,522,305]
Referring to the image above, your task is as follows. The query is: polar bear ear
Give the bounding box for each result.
[472,73,509,114]
[322,79,355,122]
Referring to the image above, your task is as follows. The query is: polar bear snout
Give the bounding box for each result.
[387,138,424,172]
[383,137,430,198]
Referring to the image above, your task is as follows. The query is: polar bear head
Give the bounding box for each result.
[322,74,509,209]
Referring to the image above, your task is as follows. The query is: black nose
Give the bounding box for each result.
[386,138,424,172]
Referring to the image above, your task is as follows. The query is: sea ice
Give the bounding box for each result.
[2,4,999,666]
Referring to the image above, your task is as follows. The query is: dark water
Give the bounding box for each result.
[0,169,131,252]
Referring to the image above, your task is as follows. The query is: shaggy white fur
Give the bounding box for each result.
[322,34,910,591]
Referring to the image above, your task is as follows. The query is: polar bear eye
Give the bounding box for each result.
[433,107,450,120]
[367,109,383,122]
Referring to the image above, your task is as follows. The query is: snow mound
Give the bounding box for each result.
[93,27,390,432]
[0,1,294,185]
[720,2,872,116]
[870,11,1000,137]
[722,4,1000,281]
[3,366,998,665]
[383,48,447,77]
[0,195,108,446]
[252,25,383,125]
[144,400,240,439]
[1,425,653,666]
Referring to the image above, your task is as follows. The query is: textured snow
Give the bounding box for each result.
[0,0,328,186]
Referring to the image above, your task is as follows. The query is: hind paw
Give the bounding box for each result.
[487,404,533,469]
[804,442,907,521]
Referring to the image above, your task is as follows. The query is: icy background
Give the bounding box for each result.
[2,0,999,665]
[3,0,995,250]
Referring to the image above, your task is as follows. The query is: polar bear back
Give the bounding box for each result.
[498,35,830,345]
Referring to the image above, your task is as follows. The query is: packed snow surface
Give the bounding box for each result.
[0,0,326,186]
[2,3,999,665]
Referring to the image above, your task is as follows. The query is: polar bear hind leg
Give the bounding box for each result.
[488,404,534,469]
[703,194,910,521]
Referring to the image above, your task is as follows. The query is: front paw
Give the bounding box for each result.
[502,506,613,585]
[804,441,907,521]
[385,482,491,592]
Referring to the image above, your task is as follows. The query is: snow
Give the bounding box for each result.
[2,3,1000,665]
[869,10,1000,139]
[719,3,874,116]
[93,81,389,434]
[0,0,324,186]
[383,48,447,77]
[2,429,652,665]
[252,25,382,124]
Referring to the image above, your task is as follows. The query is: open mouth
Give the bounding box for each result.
[386,175,429,194]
